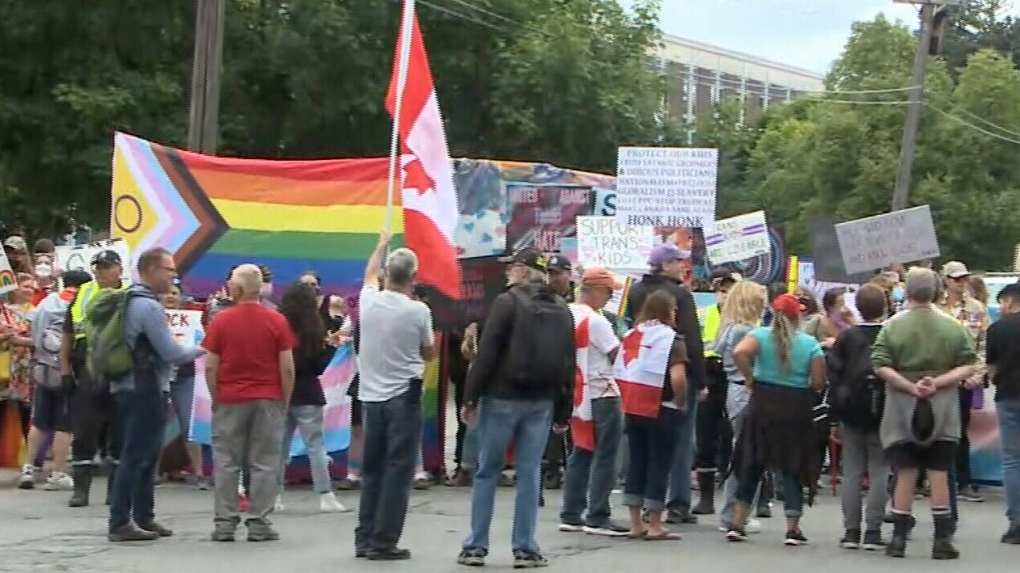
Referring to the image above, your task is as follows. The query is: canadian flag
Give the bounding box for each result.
[385,0,461,299]
[570,307,595,452]
[613,322,676,418]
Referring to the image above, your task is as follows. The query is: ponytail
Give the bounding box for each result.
[771,313,795,371]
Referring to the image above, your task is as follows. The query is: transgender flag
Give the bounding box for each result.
[190,343,355,456]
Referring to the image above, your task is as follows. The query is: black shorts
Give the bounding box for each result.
[885,440,956,472]
[31,386,73,433]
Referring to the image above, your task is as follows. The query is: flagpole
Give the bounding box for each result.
[385,0,417,240]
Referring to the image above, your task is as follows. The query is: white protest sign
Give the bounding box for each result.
[54,239,132,283]
[166,310,203,345]
[576,216,654,270]
[0,249,17,296]
[614,147,718,228]
[835,205,940,275]
[704,210,769,264]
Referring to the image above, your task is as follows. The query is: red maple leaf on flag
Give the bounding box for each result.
[403,156,435,196]
[621,330,644,366]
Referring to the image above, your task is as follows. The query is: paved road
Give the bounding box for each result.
[0,475,1016,573]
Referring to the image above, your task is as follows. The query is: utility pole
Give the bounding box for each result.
[187,0,226,154]
[890,0,957,211]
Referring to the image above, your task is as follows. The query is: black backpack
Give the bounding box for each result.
[828,326,884,430]
[506,287,575,392]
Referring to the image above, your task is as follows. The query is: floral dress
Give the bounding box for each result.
[0,303,34,404]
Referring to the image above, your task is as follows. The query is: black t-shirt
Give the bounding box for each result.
[986,312,1020,402]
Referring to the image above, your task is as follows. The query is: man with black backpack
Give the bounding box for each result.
[828,284,890,551]
[457,248,574,568]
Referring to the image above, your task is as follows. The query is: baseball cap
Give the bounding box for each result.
[3,235,27,251]
[581,267,622,290]
[941,261,970,279]
[710,269,742,288]
[497,248,547,271]
[648,243,690,268]
[258,264,273,283]
[547,255,572,273]
[91,249,123,267]
[772,293,806,320]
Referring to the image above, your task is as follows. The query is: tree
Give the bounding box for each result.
[0,0,676,238]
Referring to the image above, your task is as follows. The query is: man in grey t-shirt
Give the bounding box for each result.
[355,233,435,561]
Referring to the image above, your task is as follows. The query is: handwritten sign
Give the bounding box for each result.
[0,249,16,295]
[614,147,718,228]
[705,210,769,264]
[505,184,593,253]
[576,216,654,270]
[166,310,202,345]
[54,239,133,283]
[835,205,940,275]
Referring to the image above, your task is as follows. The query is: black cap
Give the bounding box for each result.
[62,269,93,289]
[91,249,123,267]
[710,268,741,289]
[998,282,1020,301]
[497,248,547,272]
[258,264,272,283]
[546,255,572,273]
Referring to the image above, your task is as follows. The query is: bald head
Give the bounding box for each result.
[905,267,938,304]
[230,264,263,299]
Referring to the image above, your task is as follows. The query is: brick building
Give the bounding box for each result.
[655,34,825,137]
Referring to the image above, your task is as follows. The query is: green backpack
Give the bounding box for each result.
[84,288,139,381]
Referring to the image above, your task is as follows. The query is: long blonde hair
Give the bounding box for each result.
[720,281,766,328]
[772,312,799,371]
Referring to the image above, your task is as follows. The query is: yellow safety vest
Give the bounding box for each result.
[701,303,722,358]
[70,281,126,340]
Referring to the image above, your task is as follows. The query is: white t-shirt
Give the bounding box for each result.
[570,304,620,398]
[357,285,435,402]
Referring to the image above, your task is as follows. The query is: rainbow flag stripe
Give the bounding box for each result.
[112,132,405,296]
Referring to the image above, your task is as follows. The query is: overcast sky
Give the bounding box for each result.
[623,0,921,74]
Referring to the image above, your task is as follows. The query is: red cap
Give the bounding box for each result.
[772,293,806,320]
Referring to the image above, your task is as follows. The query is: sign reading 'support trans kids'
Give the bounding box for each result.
[835,205,941,275]
[614,146,718,228]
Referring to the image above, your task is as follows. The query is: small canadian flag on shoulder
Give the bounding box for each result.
[613,322,675,418]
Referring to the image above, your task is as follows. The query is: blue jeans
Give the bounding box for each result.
[666,388,698,513]
[462,426,479,471]
[737,467,802,518]
[623,408,681,511]
[463,398,553,554]
[999,400,1020,527]
[109,387,168,531]
[560,397,623,525]
[169,376,195,440]
[279,405,332,494]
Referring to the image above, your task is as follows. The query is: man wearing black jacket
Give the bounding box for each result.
[625,243,706,525]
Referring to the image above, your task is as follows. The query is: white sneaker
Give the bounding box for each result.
[718,518,763,534]
[319,492,349,513]
[43,472,74,491]
[17,464,38,490]
[274,495,285,511]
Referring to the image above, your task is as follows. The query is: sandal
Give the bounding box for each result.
[627,530,648,540]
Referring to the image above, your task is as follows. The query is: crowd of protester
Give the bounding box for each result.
[2,230,1020,566]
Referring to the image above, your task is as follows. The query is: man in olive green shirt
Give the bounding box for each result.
[872,267,976,560]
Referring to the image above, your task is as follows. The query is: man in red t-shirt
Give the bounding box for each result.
[203,264,296,542]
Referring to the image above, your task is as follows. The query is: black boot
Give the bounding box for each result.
[886,512,911,558]
[68,465,92,508]
[932,513,960,560]
[691,471,716,515]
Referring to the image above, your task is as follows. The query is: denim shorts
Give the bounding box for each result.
[31,386,72,433]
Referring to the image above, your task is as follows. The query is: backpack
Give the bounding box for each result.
[828,326,884,430]
[31,300,69,390]
[84,288,153,381]
[506,287,575,392]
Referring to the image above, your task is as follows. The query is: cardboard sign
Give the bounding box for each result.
[614,147,718,228]
[54,239,132,282]
[705,210,769,264]
[576,216,654,270]
[835,206,940,276]
[0,249,16,296]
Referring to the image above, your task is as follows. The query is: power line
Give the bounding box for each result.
[925,101,1020,145]
[927,90,1020,139]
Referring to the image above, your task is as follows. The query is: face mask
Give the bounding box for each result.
[260,283,273,298]
[892,285,905,303]
[35,263,53,278]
